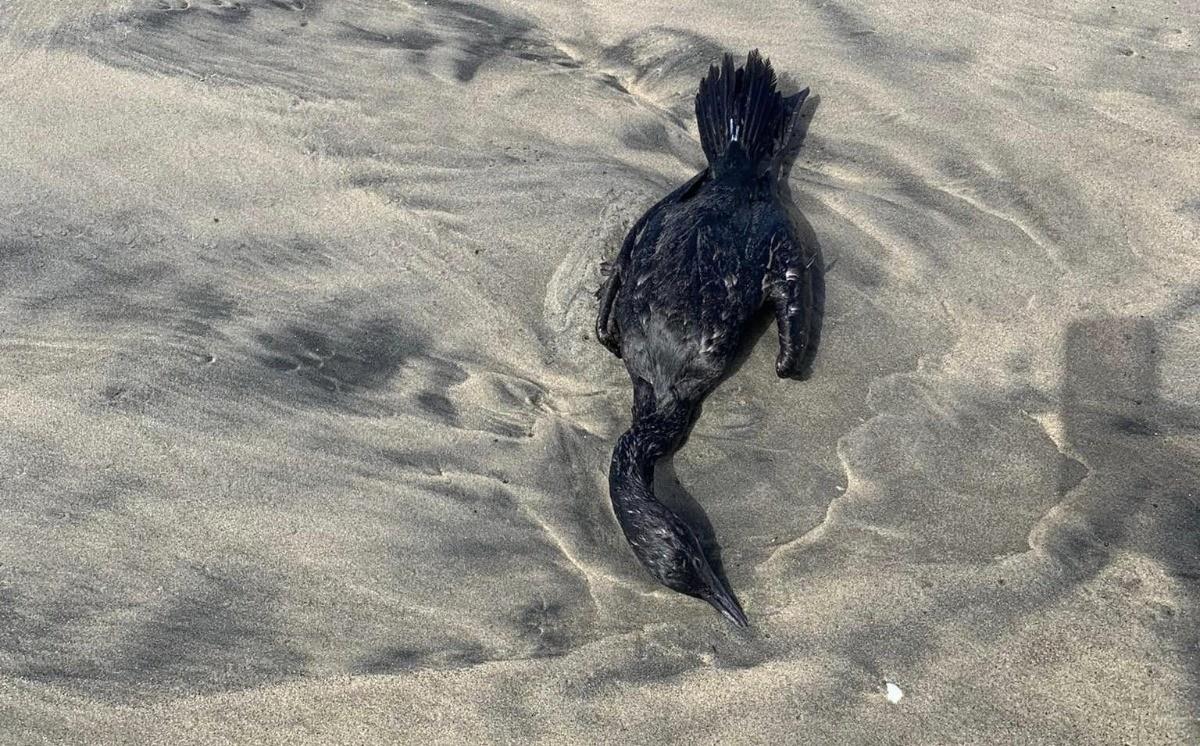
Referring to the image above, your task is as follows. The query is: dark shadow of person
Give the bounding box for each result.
[1058,317,1200,722]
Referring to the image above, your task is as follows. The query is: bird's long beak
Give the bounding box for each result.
[702,570,748,627]
[707,590,748,627]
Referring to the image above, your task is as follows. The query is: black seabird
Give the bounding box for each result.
[595,51,814,626]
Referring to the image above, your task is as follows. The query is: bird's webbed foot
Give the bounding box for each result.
[595,265,622,357]
[767,234,816,379]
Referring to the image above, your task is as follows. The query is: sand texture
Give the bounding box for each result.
[1,0,1198,743]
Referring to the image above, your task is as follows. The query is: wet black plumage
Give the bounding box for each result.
[596,51,814,627]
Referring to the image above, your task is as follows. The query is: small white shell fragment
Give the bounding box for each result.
[885,681,904,704]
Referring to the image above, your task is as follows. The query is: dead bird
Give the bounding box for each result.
[595,51,814,627]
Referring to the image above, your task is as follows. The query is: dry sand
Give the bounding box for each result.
[1,0,1198,743]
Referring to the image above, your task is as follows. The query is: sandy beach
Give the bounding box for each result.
[1,0,1198,742]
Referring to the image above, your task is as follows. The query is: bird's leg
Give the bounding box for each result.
[767,235,815,379]
[595,268,622,357]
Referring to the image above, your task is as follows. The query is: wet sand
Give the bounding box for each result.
[1,1,1198,742]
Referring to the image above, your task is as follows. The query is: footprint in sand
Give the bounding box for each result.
[206,0,248,14]
[421,370,551,440]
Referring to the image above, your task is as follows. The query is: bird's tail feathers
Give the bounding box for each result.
[695,50,806,173]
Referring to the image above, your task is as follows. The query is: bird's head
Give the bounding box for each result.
[618,502,748,627]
